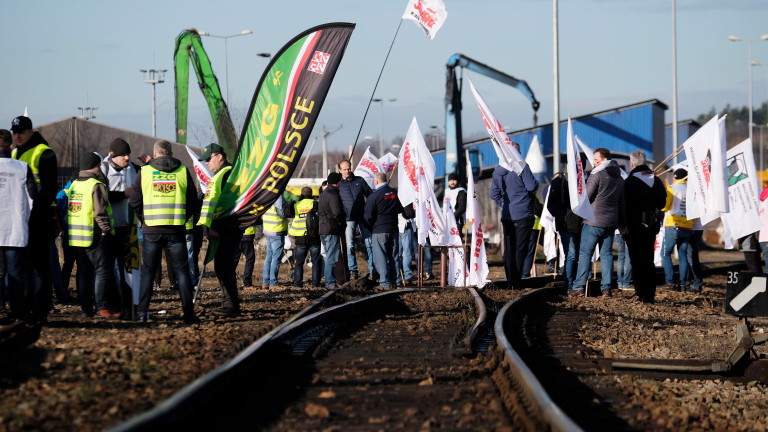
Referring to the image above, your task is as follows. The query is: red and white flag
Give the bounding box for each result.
[444,201,467,287]
[185,146,214,194]
[684,114,729,224]
[566,117,595,222]
[465,154,490,287]
[402,0,448,40]
[354,146,382,189]
[467,78,527,175]
[379,152,398,174]
[398,118,445,245]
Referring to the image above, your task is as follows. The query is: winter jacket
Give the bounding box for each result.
[489,164,539,221]
[584,159,625,229]
[318,185,345,235]
[624,164,666,233]
[339,174,372,221]
[364,184,403,234]
[547,174,582,234]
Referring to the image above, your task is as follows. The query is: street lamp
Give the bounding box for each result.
[198,29,253,104]
[140,68,167,137]
[728,34,768,144]
[372,97,396,156]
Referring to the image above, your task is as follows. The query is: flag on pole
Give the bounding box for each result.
[185,146,214,194]
[444,202,467,286]
[398,118,445,245]
[538,187,559,263]
[684,115,729,224]
[354,146,382,188]
[566,117,595,222]
[402,0,448,40]
[575,135,595,169]
[125,209,141,305]
[467,78,527,174]
[466,153,490,287]
[720,138,761,245]
[379,152,398,174]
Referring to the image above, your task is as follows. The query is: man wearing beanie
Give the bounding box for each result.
[101,138,138,317]
[130,140,200,324]
[11,115,58,323]
[660,168,695,292]
[67,152,116,318]
[444,172,467,231]
[318,172,347,287]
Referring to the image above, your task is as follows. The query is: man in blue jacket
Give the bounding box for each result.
[364,172,404,289]
[338,159,374,279]
[489,142,539,290]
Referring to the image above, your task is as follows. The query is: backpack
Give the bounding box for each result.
[305,202,320,238]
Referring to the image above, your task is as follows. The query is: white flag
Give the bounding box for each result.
[402,0,448,40]
[354,146,382,189]
[653,225,664,267]
[538,187,559,262]
[684,115,729,224]
[720,138,761,243]
[566,117,595,222]
[379,152,398,174]
[575,135,595,169]
[185,146,214,194]
[525,135,546,175]
[466,154,490,287]
[467,78,527,175]
[444,202,467,287]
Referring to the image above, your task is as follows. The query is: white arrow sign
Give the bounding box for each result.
[730,276,767,311]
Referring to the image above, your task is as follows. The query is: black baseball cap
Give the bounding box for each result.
[11,116,32,133]
[199,143,225,161]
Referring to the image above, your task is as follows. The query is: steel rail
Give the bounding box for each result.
[495,287,583,432]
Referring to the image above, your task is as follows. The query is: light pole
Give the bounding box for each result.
[372,97,396,156]
[671,0,679,163]
[728,34,768,144]
[140,68,167,137]
[198,30,253,104]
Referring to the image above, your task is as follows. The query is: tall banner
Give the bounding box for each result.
[185,145,214,194]
[216,23,355,228]
[721,138,761,244]
[684,115,729,224]
[402,0,448,40]
[566,117,595,222]
[467,78,527,175]
[466,154,490,287]
[125,209,141,305]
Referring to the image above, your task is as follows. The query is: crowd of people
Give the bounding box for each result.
[0,115,733,325]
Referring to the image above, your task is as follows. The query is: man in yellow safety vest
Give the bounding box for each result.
[130,140,200,324]
[288,187,322,287]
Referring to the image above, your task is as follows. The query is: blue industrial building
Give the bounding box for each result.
[433,99,674,179]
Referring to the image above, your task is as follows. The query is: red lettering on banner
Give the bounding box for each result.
[701,159,711,186]
[403,141,419,191]
[450,227,459,236]
[194,166,211,186]
[412,0,438,28]
[360,157,380,173]
[576,154,584,195]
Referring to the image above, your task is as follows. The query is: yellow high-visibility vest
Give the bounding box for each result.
[12,143,51,189]
[263,205,288,233]
[140,165,187,226]
[288,198,315,236]
[197,166,232,228]
[67,178,113,247]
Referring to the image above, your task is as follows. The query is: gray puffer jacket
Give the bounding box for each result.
[585,159,625,229]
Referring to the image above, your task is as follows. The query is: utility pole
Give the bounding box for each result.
[140,68,167,137]
[322,124,343,176]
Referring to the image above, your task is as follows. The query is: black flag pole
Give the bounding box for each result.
[349,19,404,160]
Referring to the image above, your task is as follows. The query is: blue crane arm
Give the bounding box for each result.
[447,53,540,112]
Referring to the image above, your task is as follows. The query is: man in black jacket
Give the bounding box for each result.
[339,160,373,279]
[11,116,58,323]
[547,171,583,290]
[319,172,347,288]
[364,173,404,288]
[623,150,666,303]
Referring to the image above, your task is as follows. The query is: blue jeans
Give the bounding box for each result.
[139,233,193,318]
[573,225,615,292]
[615,233,633,288]
[345,220,374,275]
[321,234,341,287]
[662,227,691,286]
[560,232,581,290]
[689,231,704,291]
[262,235,285,286]
[399,227,417,281]
[371,232,399,288]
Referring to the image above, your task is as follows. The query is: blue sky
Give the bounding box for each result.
[2,0,767,155]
